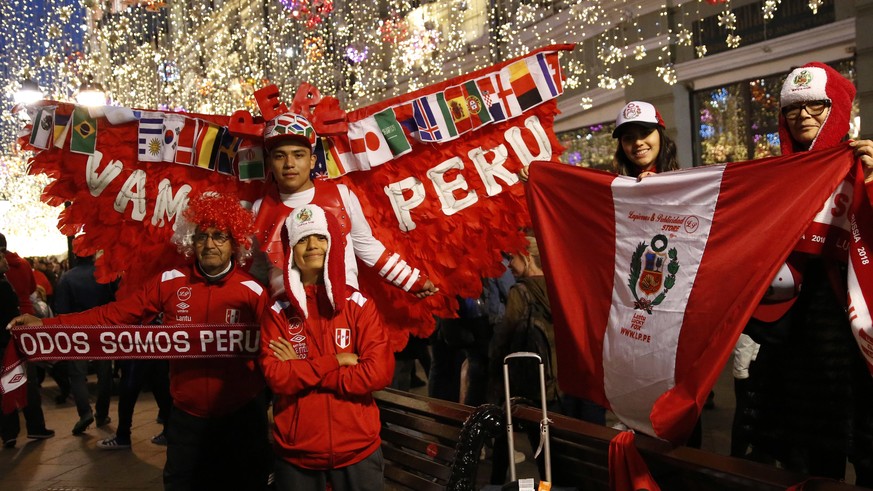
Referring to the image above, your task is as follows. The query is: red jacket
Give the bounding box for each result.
[4,251,35,315]
[46,262,268,418]
[260,285,394,469]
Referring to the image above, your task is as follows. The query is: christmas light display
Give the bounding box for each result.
[0,0,834,256]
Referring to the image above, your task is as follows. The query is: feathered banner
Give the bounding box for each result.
[20,44,573,348]
[19,107,263,299]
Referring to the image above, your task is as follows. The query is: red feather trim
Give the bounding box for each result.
[24,102,263,299]
[338,101,564,350]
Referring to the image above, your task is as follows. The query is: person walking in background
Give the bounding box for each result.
[53,253,117,436]
[0,245,54,448]
[98,343,172,449]
[0,233,35,316]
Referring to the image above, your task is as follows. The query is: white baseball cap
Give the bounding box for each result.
[612,101,665,138]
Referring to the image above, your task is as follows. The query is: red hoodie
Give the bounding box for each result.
[260,285,394,469]
[4,251,35,315]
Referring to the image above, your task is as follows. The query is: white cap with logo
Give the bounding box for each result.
[612,101,666,138]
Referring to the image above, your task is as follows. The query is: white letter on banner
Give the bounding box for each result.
[152,179,191,228]
[427,157,478,216]
[19,333,37,355]
[468,144,516,196]
[114,169,147,221]
[86,150,123,197]
[384,177,426,232]
[505,115,551,166]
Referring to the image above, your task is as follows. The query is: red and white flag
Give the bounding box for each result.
[527,145,864,444]
[174,118,199,166]
[0,344,27,414]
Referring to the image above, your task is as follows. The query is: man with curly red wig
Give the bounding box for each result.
[10,192,272,491]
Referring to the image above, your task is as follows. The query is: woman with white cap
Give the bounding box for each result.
[611,100,680,179]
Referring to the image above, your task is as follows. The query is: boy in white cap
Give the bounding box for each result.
[253,112,437,299]
[259,203,393,491]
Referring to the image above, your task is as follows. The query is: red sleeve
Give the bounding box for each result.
[5,259,36,315]
[320,298,395,397]
[258,303,340,395]
[44,276,162,326]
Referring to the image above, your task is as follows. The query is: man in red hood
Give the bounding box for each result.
[0,233,35,315]
[741,62,873,482]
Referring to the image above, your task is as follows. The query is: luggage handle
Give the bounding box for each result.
[502,351,552,483]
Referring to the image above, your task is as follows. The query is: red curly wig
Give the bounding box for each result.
[184,193,255,249]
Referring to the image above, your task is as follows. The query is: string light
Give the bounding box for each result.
[0,0,835,252]
[762,0,782,20]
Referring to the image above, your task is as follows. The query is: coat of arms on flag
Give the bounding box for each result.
[335,327,351,349]
[629,235,680,314]
[225,309,241,323]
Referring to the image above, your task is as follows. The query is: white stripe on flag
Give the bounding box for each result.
[103,106,137,125]
[603,167,724,436]
[138,111,165,162]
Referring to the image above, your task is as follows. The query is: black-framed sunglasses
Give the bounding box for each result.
[781,100,831,119]
[192,232,230,246]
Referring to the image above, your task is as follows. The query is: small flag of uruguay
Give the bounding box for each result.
[137,111,165,162]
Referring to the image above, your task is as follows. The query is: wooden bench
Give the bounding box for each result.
[510,404,865,491]
[376,389,867,491]
[375,388,478,491]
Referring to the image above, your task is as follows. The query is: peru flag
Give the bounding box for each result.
[527,145,859,444]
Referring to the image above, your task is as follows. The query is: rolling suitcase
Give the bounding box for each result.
[484,351,577,491]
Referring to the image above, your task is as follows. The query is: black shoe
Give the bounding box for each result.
[72,415,94,435]
[27,429,55,440]
[96,416,111,427]
[3,438,15,448]
[151,431,167,446]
